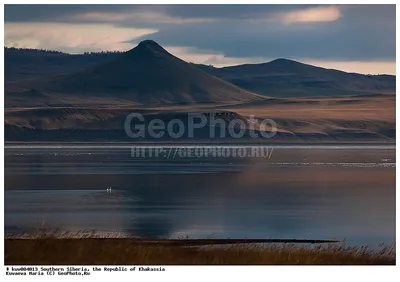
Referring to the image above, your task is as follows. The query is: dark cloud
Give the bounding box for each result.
[132,18,395,61]
[4,4,134,22]
[162,4,314,19]
[4,4,315,22]
[4,4,396,61]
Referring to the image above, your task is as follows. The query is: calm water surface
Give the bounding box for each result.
[4,145,395,246]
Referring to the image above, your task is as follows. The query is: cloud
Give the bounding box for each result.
[163,45,268,67]
[71,11,215,24]
[133,8,394,62]
[4,22,157,53]
[3,4,314,23]
[273,5,342,23]
[4,4,395,70]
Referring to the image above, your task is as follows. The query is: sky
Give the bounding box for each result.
[4,4,396,74]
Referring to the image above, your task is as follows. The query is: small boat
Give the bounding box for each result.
[107,186,112,193]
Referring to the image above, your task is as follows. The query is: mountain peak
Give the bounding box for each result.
[269,58,298,65]
[38,38,261,105]
[138,39,162,47]
[132,40,168,55]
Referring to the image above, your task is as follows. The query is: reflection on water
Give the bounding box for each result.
[4,146,396,246]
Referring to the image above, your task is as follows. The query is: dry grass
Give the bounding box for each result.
[5,235,395,265]
[5,95,395,143]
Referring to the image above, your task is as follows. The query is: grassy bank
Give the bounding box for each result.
[5,238,395,265]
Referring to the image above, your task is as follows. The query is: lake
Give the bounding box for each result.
[4,145,395,246]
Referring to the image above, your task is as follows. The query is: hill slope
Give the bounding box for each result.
[7,41,263,106]
[196,59,395,97]
[5,47,395,100]
[5,47,118,83]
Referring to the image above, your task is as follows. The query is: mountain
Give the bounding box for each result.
[4,43,395,143]
[196,59,395,97]
[6,41,263,106]
[5,46,395,100]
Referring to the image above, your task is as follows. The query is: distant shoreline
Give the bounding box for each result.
[4,141,396,148]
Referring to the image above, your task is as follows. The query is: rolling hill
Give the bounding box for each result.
[4,41,395,142]
[5,47,118,83]
[196,59,395,97]
[6,41,263,106]
[5,45,395,100]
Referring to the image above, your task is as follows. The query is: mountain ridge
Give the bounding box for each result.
[4,41,396,103]
[195,58,395,97]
